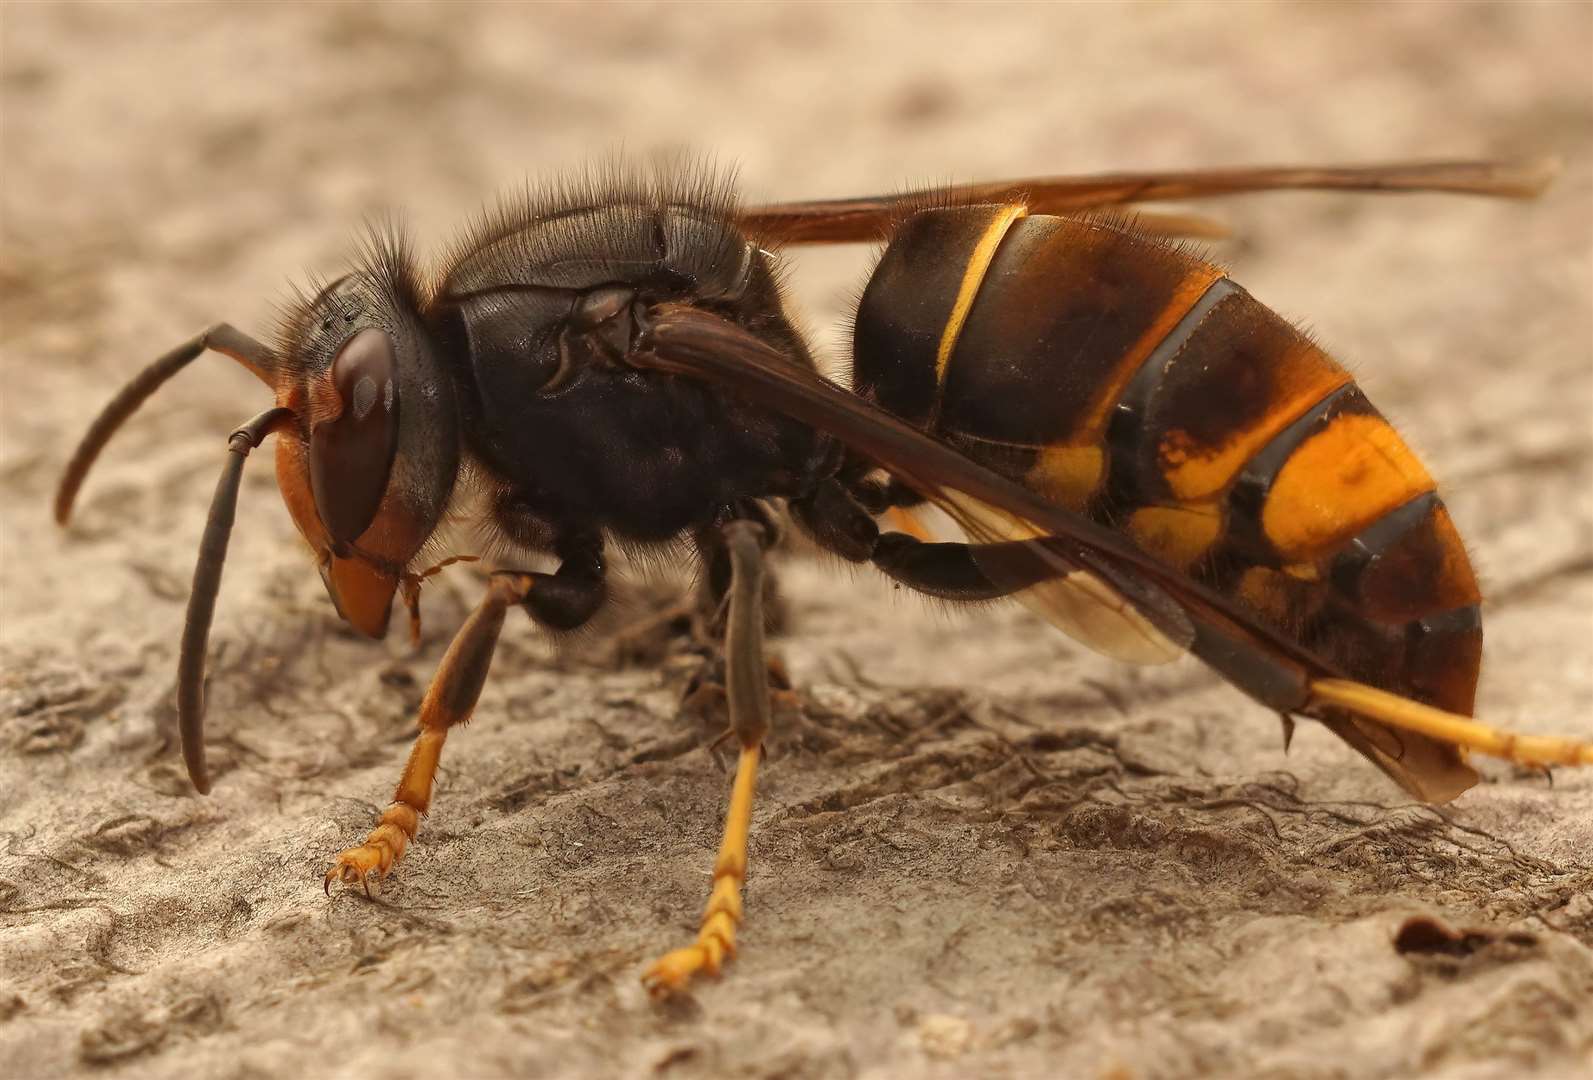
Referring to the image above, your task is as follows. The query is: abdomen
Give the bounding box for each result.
[851,206,1482,716]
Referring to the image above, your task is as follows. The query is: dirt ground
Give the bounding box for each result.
[3,3,1592,1078]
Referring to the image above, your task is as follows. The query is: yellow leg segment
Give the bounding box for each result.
[325,573,531,896]
[1311,678,1593,768]
[643,744,762,996]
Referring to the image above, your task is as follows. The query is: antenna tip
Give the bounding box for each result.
[53,477,81,527]
[182,737,211,794]
[1511,155,1562,197]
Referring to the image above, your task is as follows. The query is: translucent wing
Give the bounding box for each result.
[932,490,1185,665]
[629,302,1593,802]
[738,158,1559,244]
[634,302,1205,670]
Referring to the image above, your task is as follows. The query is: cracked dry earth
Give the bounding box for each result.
[2,4,1592,1079]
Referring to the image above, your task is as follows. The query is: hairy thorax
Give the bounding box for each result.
[424,170,829,542]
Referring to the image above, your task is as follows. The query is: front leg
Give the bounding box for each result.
[325,533,606,895]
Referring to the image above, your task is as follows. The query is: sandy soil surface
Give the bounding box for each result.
[3,3,1591,1078]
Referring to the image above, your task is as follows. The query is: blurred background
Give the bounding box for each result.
[3,4,1590,1077]
[5,2,1589,380]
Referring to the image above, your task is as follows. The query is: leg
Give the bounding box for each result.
[602,592,700,668]
[603,500,783,669]
[678,505,797,735]
[694,499,786,635]
[326,532,607,894]
[643,520,773,995]
[1310,679,1593,768]
[325,571,532,895]
[792,476,1049,601]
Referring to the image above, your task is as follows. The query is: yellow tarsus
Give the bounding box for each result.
[643,744,761,996]
[1310,678,1593,767]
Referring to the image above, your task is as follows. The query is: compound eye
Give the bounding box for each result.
[310,328,400,546]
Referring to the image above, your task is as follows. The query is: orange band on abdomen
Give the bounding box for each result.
[1262,412,1436,561]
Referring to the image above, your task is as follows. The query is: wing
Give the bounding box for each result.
[878,500,1179,663]
[631,302,1316,690]
[628,304,1593,802]
[877,498,1174,659]
[933,489,1187,666]
[636,303,1201,667]
[738,158,1559,244]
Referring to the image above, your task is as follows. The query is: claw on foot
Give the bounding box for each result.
[323,844,389,897]
[643,938,729,997]
[323,805,418,898]
[641,745,759,998]
[644,892,742,997]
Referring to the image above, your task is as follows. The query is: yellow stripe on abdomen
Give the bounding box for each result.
[934,204,1027,387]
[1125,503,1225,570]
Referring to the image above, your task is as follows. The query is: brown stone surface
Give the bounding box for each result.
[2,4,1590,1077]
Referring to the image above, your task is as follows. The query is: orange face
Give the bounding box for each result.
[273,327,439,638]
[263,240,461,639]
[274,429,399,637]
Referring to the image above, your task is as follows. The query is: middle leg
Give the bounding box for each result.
[643,519,773,995]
